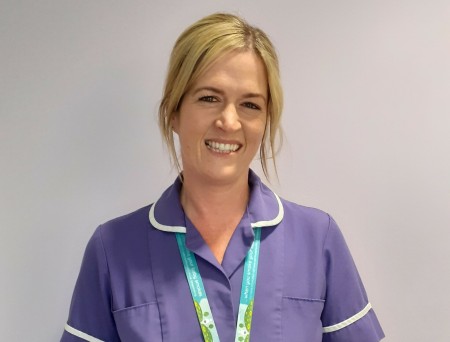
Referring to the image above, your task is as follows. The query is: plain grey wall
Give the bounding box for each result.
[1,1,449,341]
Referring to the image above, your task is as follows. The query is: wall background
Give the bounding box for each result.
[1,1,449,341]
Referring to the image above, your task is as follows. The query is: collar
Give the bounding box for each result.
[149,169,284,233]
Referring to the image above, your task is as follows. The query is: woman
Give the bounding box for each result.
[61,13,384,342]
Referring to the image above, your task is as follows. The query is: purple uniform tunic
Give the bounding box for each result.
[61,170,384,341]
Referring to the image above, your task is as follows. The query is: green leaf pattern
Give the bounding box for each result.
[194,301,203,321]
[235,301,254,342]
[244,300,254,332]
[201,324,214,342]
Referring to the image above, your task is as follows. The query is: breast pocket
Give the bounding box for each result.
[281,297,324,341]
[113,302,162,342]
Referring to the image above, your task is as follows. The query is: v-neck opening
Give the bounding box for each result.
[183,213,255,279]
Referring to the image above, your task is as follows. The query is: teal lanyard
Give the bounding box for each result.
[175,227,262,342]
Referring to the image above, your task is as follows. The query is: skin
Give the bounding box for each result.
[172,50,268,263]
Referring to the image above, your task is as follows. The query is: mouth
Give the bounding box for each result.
[205,140,241,153]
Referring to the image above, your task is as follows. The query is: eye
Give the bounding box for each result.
[243,102,261,110]
[199,95,218,103]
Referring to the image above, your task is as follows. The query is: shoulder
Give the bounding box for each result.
[97,204,152,241]
[279,197,333,240]
[90,204,155,264]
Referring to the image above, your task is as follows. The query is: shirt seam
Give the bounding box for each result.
[282,296,325,303]
[112,301,159,314]
[321,214,332,292]
[146,220,164,341]
[97,225,114,315]
[322,214,332,258]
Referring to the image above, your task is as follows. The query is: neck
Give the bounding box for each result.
[180,171,250,263]
[180,173,249,225]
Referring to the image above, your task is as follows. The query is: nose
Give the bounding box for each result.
[215,104,241,131]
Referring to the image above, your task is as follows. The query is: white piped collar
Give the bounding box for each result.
[148,170,284,233]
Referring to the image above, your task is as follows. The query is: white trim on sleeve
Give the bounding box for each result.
[322,302,372,333]
[64,323,105,342]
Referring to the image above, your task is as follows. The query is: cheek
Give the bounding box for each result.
[246,125,266,150]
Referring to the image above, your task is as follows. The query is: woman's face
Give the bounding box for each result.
[172,50,268,185]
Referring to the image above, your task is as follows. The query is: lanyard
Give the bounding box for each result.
[175,227,262,342]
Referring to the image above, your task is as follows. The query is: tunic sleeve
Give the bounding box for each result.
[321,216,385,342]
[60,226,120,342]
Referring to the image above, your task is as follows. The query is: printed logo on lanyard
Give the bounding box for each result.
[176,228,262,342]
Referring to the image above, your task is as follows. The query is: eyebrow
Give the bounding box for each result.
[192,86,267,103]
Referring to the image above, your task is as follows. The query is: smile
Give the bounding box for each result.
[205,140,241,153]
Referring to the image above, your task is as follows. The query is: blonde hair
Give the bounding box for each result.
[159,13,283,179]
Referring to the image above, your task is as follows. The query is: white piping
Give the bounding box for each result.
[64,324,104,342]
[149,202,186,233]
[149,190,284,233]
[250,193,284,228]
[322,302,372,333]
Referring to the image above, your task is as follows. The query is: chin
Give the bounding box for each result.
[202,165,247,184]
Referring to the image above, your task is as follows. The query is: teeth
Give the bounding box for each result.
[206,141,239,153]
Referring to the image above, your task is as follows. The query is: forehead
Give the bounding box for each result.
[191,50,268,93]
